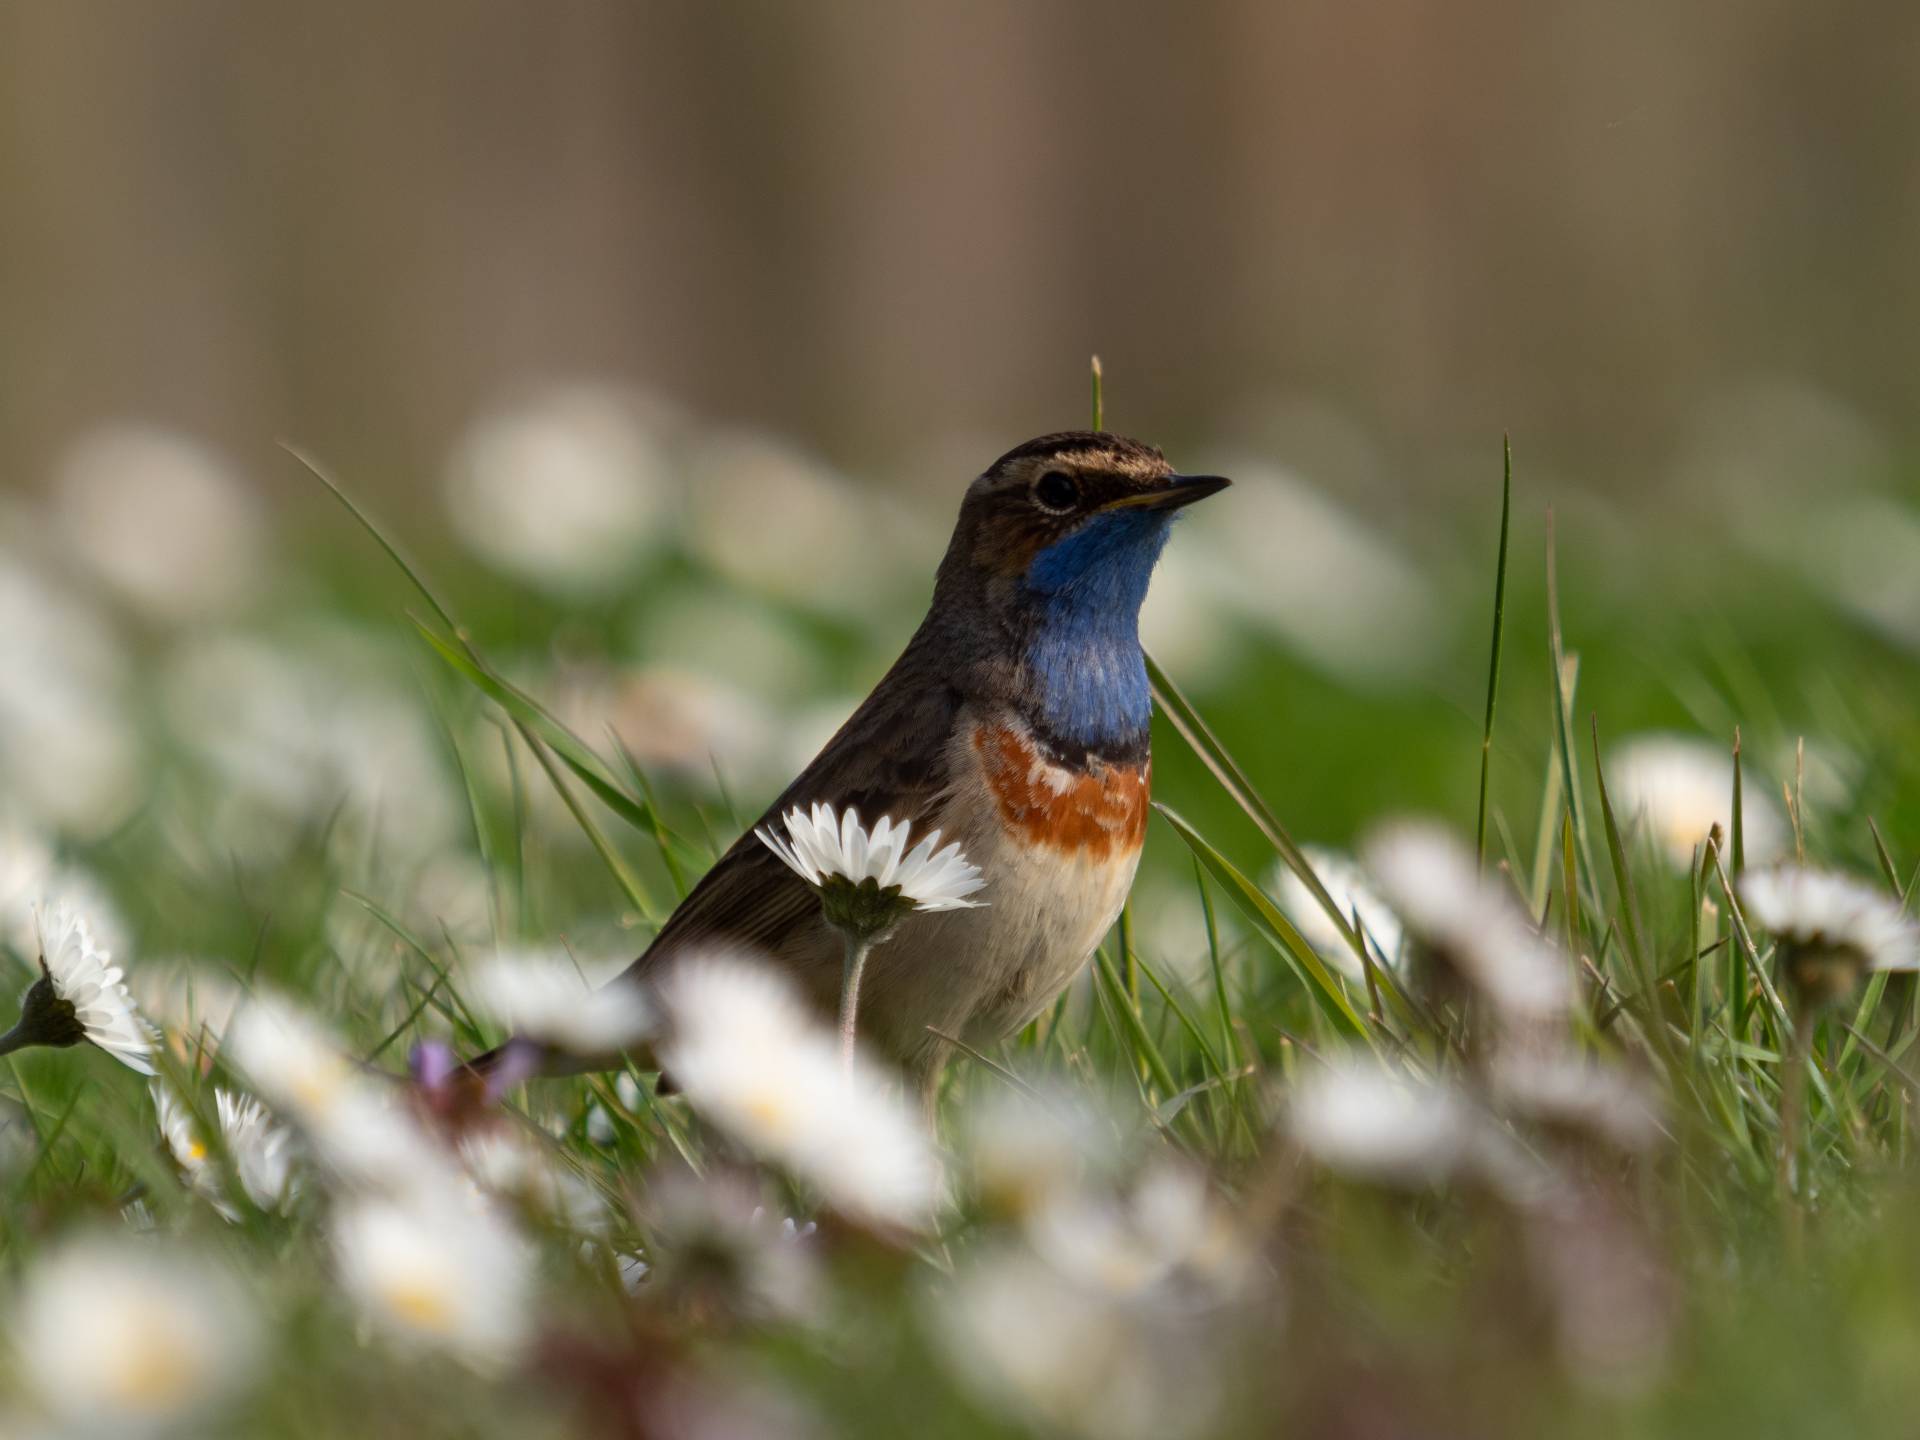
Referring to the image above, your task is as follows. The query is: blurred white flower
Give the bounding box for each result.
[1363,820,1571,1022]
[1138,540,1239,686]
[1287,1057,1474,1186]
[658,955,942,1227]
[1184,458,1439,685]
[1489,1053,1664,1153]
[1027,1162,1252,1304]
[10,1232,261,1436]
[332,1191,534,1369]
[0,825,56,959]
[444,383,675,595]
[1786,495,1920,653]
[11,902,154,1074]
[465,949,651,1058]
[50,422,267,623]
[1607,733,1782,869]
[640,1166,821,1323]
[683,431,923,621]
[1273,845,1402,979]
[1740,866,1919,977]
[932,1248,1216,1440]
[956,1078,1125,1219]
[0,554,141,838]
[1,858,131,969]
[757,802,985,912]
[154,1083,300,1217]
[225,994,442,1187]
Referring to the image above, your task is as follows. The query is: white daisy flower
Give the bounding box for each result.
[1608,733,1783,869]
[154,1083,300,1217]
[1026,1161,1252,1305]
[443,383,675,597]
[1739,865,1918,1006]
[756,802,986,913]
[1286,1057,1475,1187]
[225,994,444,1188]
[657,954,942,1228]
[956,1077,1127,1220]
[10,1231,261,1436]
[51,422,268,624]
[1740,865,1917,969]
[931,1248,1217,1440]
[1273,845,1403,978]
[464,948,652,1058]
[1362,820,1571,1022]
[331,1191,534,1369]
[0,902,154,1074]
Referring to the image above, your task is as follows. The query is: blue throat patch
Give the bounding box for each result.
[1022,509,1173,753]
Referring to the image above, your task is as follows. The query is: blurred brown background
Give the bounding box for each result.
[2,0,1916,505]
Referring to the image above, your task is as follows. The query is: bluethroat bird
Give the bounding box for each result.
[491,432,1227,1096]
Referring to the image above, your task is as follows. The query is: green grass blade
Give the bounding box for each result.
[1476,435,1513,866]
[412,621,663,839]
[1545,511,1598,898]
[1156,804,1370,1039]
[1146,651,1366,966]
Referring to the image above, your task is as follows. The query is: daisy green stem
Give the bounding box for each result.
[1780,1004,1815,1266]
[0,1023,28,1060]
[838,931,876,1074]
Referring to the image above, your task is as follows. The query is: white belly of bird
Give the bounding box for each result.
[860,719,1147,1063]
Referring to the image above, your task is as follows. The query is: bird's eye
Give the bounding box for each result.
[1033,470,1079,513]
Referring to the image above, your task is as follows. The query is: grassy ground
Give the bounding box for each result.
[4,413,1920,1438]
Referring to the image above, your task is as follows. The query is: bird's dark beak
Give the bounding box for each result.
[1101,472,1232,513]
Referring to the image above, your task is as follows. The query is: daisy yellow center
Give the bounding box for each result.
[185,1139,208,1163]
[104,1318,199,1413]
[381,1275,456,1334]
[742,1087,801,1142]
[292,1063,347,1113]
[1095,1244,1157,1297]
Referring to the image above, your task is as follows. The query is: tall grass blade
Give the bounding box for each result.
[1476,435,1513,865]
[1156,804,1371,1039]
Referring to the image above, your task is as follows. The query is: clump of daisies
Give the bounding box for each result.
[0,902,153,1073]
[1362,820,1570,1026]
[9,1231,263,1435]
[154,1083,300,1218]
[757,801,984,1063]
[658,952,942,1230]
[1739,865,1919,1010]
